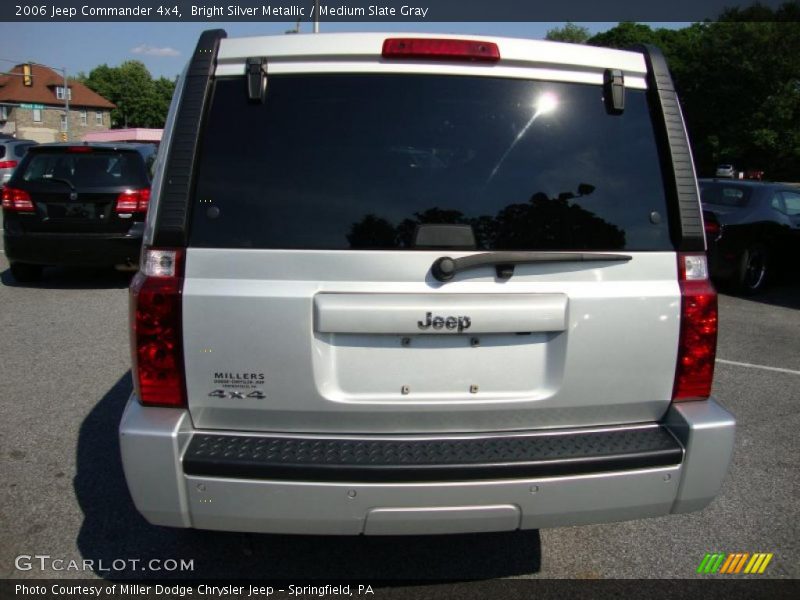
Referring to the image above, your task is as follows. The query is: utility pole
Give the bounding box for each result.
[285,18,301,34]
[62,66,69,141]
[313,0,319,33]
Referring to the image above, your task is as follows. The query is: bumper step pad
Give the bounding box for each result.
[183,425,683,483]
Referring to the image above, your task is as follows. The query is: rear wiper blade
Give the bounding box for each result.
[28,176,76,192]
[431,251,632,282]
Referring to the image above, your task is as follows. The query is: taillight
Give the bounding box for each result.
[67,146,93,153]
[115,188,150,214]
[130,248,186,408]
[382,38,501,62]
[703,211,721,240]
[1,186,35,212]
[704,220,720,238]
[0,160,18,169]
[672,253,718,402]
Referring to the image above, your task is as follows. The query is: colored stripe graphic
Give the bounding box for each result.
[697,552,774,575]
[758,554,773,573]
[711,553,726,573]
[699,553,726,574]
[729,553,743,573]
[745,553,774,574]
[697,554,713,573]
[719,554,736,574]
[698,552,773,575]
[734,553,750,573]
[744,554,761,574]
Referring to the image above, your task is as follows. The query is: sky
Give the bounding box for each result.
[0,21,689,80]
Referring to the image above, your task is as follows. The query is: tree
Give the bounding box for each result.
[718,1,800,21]
[79,61,176,128]
[545,22,590,44]
[153,76,177,123]
[587,12,800,180]
[587,22,663,48]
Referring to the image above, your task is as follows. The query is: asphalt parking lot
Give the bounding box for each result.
[0,252,798,582]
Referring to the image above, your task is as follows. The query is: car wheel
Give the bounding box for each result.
[735,244,769,295]
[9,262,43,283]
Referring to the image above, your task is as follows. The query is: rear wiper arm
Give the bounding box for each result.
[431,251,632,282]
[28,176,76,192]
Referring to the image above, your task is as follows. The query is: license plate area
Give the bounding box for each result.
[313,332,563,403]
[45,202,98,219]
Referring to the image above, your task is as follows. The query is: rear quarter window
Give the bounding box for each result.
[190,74,674,251]
[782,191,800,216]
[700,183,753,208]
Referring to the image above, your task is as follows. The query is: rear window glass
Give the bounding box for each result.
[190,75,673,251]
[0,145,6,159]
[19,151,147,188]
[700,183,753,208]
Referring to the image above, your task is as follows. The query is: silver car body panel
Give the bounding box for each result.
[214,33,649,89]
[120,396,734,535]
[314,293,568,335]
[182,249,680,433]
[665,400,736,514]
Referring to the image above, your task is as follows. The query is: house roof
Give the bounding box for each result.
[0,64,115,109]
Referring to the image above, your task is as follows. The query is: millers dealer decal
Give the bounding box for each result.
[208,371,266,400]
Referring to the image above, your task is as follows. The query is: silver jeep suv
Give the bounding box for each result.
[120,31,735,535]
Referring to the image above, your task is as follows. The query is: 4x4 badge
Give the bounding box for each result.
[417,312,471,332]
[208,389,266,400]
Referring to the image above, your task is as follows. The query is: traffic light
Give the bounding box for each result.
[22,63,32,86]
[60,132,67,142]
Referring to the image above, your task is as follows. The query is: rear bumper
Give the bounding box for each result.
[4,230,142,267]
[119,398,735,535]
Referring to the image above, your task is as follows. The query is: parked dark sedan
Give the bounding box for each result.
[2,143,156,282]
[700,178,800,293]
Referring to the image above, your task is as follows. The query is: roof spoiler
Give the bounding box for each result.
[630,44,704,252]
[153,29,227,247]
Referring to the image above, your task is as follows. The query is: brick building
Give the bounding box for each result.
[0,64,115,143]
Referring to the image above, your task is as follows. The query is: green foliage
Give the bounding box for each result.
[78,61,175,129]
[587,8,800,180]
[718,1,800,21]
[587,22,665,48]
[545,23,590,44]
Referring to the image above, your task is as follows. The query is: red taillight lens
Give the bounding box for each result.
[704,219,720,239]
[130,248,186,408]
[1,186,34,212]
[115,188,150,213]
[67,146,93,153]
[0,160,18,169]
[672,253,718,402]
[382,38,501,62]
